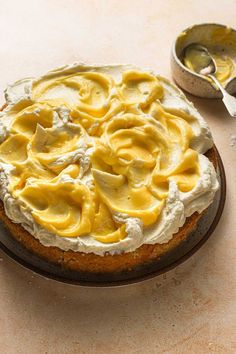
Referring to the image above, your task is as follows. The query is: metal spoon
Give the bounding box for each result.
[183,43,236,117]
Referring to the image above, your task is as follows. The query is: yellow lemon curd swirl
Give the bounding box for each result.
[0,68,200,244]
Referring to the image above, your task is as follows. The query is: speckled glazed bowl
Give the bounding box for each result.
[171,23,236,98]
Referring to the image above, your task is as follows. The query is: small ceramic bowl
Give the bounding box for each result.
[171,23,236,98]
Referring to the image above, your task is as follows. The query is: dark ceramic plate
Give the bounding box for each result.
[0,147,226,287]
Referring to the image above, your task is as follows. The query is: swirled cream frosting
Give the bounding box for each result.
[0,63,219,255]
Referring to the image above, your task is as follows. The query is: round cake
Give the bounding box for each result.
[0,63,219,273]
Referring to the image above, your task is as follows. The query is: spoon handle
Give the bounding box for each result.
[209,74,236,118]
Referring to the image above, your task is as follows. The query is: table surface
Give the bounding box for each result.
[0,1,235,353]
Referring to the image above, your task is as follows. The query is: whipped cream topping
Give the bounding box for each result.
[0,63,219,255]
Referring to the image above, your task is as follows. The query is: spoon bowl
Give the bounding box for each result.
[183,43,217,76]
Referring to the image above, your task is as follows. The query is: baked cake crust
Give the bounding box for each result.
[0,148,217,273]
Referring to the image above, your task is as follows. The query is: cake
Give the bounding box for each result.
[0,64,219,273]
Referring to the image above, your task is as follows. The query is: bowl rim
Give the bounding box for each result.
[171,22,236,90]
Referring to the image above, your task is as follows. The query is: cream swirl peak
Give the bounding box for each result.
[0,63,218,255]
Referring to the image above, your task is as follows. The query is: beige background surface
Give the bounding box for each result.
[0,1,235,353]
